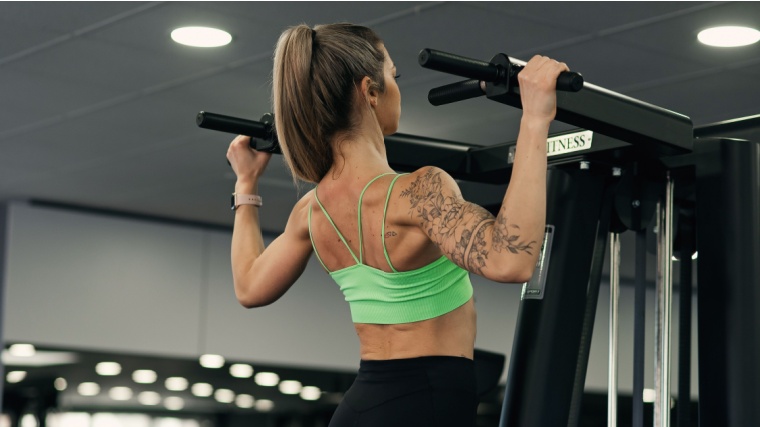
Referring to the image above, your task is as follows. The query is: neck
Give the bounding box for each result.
[325,115,393,182]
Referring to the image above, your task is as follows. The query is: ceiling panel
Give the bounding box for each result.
[0,1,147,33]
[537,39,700,91]
[473,1,712,33]
[628,62,760,125]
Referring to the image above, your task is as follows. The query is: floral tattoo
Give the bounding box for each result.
[401,168,536,274]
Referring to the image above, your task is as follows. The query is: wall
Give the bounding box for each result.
[1,201,698,397]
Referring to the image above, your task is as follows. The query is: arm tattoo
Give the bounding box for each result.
[492,209,537,255]
[385,231,398,238]
[401,169,537,274]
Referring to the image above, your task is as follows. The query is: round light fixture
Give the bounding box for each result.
[191,382,214,397]
[9,344,36,357]
[254,372,280,387]
[138,391,162,406]
[132,369,157,384]
[698,26,760,47]
[171,26,232,47]
[164,396,185,411]
[230,363,254,378]
[199,354,225,368]
[95,362,122,376]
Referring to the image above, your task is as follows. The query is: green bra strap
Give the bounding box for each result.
[314,187,359,264]
[308,204,329,272]
[382,174,407,273]
[357,172,395,263]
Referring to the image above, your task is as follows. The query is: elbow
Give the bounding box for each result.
[511,269,535,284]
[488,264,535,284]
[234,283,273,309]
[237,293,273,309]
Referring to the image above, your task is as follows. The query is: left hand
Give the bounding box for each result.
[226,135,273,184]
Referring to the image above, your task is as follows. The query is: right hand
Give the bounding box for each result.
[226,135,272,185]
[517,55,570,123]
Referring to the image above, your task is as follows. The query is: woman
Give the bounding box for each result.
[226,23,568,427]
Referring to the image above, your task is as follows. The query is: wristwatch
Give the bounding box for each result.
[231,193,263,210]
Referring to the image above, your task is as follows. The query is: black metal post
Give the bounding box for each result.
[677,210,694,427]
[500,167,612,427]
[695,138,760,425]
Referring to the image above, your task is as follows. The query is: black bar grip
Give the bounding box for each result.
[428,79,485,106]
[196,111,281,153]
[196,111,268,138]
[419,48,505,82]
[509,64,584,92]
[419,48,584,92]
[557,71,584,92]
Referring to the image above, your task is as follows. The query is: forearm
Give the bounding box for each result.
[490,117,549,276]
[230,180,266,300]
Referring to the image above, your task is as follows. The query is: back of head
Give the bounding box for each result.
[272,23,385,183]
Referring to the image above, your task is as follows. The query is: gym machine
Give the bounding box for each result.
[198,49,759,427]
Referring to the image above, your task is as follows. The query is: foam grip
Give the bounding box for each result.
[428,79,485,106]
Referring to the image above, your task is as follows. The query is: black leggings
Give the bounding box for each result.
[328,356,478,427]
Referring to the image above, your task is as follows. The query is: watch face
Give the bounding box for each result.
[231,194,236,210]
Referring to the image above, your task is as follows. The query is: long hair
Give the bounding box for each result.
[272,23,385,183]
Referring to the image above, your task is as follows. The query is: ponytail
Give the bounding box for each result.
[272,23,385,183]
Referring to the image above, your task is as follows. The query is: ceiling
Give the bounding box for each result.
[1,1,759,233]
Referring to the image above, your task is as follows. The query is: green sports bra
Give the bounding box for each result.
[308,172,473,324]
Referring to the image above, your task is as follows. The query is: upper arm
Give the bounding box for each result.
[398,167,538,282]
[240,194,314,307]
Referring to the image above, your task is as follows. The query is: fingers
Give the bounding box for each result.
[519,55,571,90]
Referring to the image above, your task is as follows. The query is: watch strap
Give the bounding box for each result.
[232,193,263,210]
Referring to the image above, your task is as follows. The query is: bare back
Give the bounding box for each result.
[308,172,476,361]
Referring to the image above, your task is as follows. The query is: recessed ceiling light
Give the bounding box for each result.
[132,369,157,384]
[20,414,37,427]
[279,380,302,395]
[138,391,162,406]
[8,344,36,357]
[191,382,214,397]
[254,372,280,387]
[214,388,235,403]
[698,26,760,47]
[235,394,255,409]
[95,362,121,376]
[230,363,253,378]
[255,399,274,412]
[78,382,101,396]
[6,371,27,383]
[199,354,225,368]
[165,377,189,391]
[300,386,321,401]
[171,26,232,48]
[109,386,133,401]
[164,396,185,411]
[54,377,68,391]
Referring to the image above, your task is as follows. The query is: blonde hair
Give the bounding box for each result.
[272,23,386,183]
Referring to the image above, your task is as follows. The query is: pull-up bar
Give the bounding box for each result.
[419,48,693,157]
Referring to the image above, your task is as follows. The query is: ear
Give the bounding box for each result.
[360,76,379,107]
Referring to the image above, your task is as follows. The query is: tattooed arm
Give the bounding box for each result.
[399,55,568,282]
[400,166,542,283]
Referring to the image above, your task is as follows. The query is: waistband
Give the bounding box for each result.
[359,355,473,373]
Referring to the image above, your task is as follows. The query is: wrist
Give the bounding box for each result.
[519,115,552,133]
[235,179,259,194]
